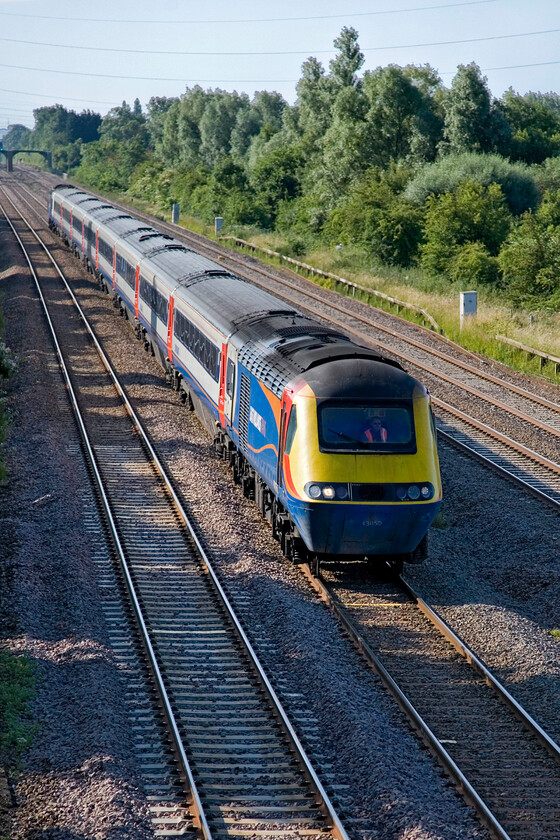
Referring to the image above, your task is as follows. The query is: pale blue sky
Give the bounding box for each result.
[1,0,560,130]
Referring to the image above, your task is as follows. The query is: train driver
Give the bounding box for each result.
[362,414,388,443]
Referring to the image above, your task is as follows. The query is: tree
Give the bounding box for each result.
[99,101,150,146]
[295,56,332,145]
[1,124,31,149]
[404,152,539,216]
[329,26,364,89]
[250,145,303,222]
[363,65,425,166]
[324,168,423,266]
[496,89,560,164]
[199,90,249,167]
[441,63,508,154]
[498,208,560,306]
[146,95,179,148]
[230,91,286,162]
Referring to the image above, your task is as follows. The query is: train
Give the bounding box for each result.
[48,183,442,574]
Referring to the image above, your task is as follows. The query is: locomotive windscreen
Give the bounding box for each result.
[317,401,416,454]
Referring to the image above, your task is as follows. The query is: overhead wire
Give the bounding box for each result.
[0,26,558,56]
[0,0,497,24]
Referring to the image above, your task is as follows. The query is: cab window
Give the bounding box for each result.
[285,407,297,455]
[318,401,416,453]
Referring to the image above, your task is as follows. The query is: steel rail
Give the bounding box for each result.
[297,565,514,840]
[434,401,560,509]
[0,186,351,840]
[0,199,212,838]
[398,576,560,763]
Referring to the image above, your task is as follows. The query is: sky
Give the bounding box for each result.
[1,0,560,130]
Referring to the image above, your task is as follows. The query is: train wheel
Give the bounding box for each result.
[309,553,320,576]
[385,555,404,577]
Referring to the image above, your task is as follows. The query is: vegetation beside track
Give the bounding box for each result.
[0,650,37,772]
[8,22,560,382]
[72,183,560,385]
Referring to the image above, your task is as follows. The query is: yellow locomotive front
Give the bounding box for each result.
[278,357,442,562]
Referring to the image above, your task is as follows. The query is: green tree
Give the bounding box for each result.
[1,124,31,149]
[441,63,508,154]
[146,95,179,148]
[295,56,332,146]
[362,65,425,166]
[250,145,303,222]
[99,100,149,146]
[498,210,560,306]
[497,88,560,164]
[199,90,249,167]
[324,168,423,266]
[329,26,364,89]
[75,137,148,192]
[450,241,499,286]
[405,152,539,215]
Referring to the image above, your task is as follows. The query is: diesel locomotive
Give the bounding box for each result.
[49,183,442,574]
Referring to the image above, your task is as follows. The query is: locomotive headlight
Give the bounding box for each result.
[407,485,420,500]
[308,484,322,499]
[396,486,407,500]
[420,485,432,499]
[335,484,349,500]
[322,485,335,500]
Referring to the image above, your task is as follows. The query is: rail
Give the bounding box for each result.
[0,184,351,840]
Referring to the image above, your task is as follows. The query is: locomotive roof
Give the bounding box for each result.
[302,357,423,401]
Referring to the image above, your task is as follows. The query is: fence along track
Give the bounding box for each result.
[0,188,350,840]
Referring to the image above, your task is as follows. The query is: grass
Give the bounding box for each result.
[551,629,560,639]
[0,651,37,772]
[228,232,560,385]
[64,177,560,384]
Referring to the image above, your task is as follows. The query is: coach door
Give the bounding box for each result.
[219,345,237,429]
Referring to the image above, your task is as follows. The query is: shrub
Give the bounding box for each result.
[405,152,539,215]
[0,651,37,770]
[421,181,512,280]
[498,213,560,306]
[450,241,500,286]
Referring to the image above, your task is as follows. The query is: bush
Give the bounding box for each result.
[421,181,512,279]
[533,156,560,194]
[0,651,37,770]
[450,241,500,286]
[405,152,539,215]
[498,213,560,306]
[323,170,423,266]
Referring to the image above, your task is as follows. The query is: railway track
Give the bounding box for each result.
[11,172,560,513]
[0,185,349,840]
[301,564,560,840]
[3,172,560,838]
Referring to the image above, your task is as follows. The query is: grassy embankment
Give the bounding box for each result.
[68,183,560,385]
